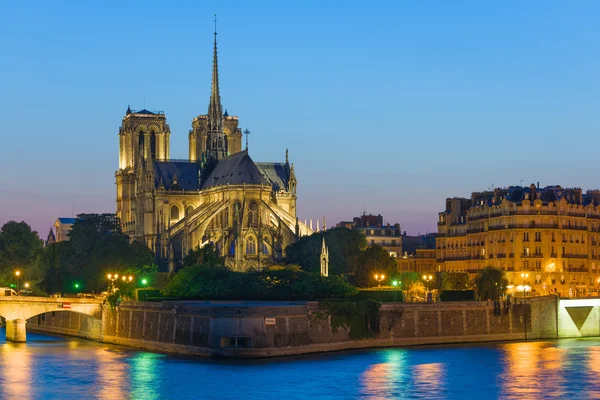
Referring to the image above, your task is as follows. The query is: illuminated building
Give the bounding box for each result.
[437,184,600,297]
[115,29,311,271]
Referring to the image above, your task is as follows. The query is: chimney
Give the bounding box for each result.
[530,183,536,201]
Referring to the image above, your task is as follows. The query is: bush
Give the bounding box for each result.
[440,290,475,302]
[352,289,404,303]
[162,265,357,301]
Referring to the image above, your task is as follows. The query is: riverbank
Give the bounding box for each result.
[26,296,568,358]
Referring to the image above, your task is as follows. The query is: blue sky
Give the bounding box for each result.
[1,1,599,237]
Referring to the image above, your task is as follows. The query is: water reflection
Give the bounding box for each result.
[412,362,445,399]
[500,341,569,399]
[0,343,32,399]
[130,352,162,400]
[95,348,129,399]
[0,329,600,400]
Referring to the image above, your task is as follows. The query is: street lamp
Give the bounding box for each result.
[107,273,119,292]
[521,273,529,297]
[423,274,433,292]
[141,278,148,286]
[392,280,400,302]
[374,274,385,288]
[15,270,21,294]
[122,275,133,284]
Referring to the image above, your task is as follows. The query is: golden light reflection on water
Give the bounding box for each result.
[0,343,32,398]
[501,341,566,398]
[95,348,129,400]
[360,351,407,399]
[412,362,445,395]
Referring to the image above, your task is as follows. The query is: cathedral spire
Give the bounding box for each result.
[207,14,223,133]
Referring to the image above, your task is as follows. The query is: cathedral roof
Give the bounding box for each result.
[153,161,201,191]
[134,109,156,115]
[256,162,289,192]
[202,150,270,190]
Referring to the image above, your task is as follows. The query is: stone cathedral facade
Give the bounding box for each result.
[115,31,312,271]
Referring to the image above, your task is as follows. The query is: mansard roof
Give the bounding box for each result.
[153,160,201,191]
[256,162,289,192]
[57,217,77,224]
[202,150,270,190]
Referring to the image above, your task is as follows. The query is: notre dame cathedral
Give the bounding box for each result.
[115,29,312,271]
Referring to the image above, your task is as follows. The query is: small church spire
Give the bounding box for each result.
[207,14,223,133]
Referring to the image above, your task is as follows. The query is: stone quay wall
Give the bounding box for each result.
[27,296,561,358]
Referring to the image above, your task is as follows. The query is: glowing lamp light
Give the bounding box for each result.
[392,280,398,287]
[141,279,148,285]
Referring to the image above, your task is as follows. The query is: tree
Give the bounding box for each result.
[40,214,156,294]
[0,221,43,269]
[285,228,367,283]
[355,245,397,287]
[0,221,43,288]
[474,266,508,300]
[181,243,224,269]
[438,272,471,290]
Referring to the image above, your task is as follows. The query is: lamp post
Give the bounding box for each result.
[374,274,385,288]
[392,280,399,302]
[521,273,529,297]
[122,275,133,284]
[107,273,119,292]
[423,274,433,292]
[15,270,21,294]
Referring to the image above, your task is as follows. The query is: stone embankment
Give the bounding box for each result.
[26,296,566,358]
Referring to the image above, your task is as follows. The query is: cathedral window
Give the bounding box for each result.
[170,205,180,220]
[262,242,269,255]
[230,240,235,256]
[246,237,257,255]
[150,132,156,159]
[248,201,258,228]
[233,202,242,224]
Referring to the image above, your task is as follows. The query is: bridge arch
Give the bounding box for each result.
[0,297,102,342]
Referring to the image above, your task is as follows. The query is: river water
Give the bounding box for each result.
[1,329,599,399]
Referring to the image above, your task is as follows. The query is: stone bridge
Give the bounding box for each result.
[0,296,103,342]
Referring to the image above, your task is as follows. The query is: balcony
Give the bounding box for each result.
[467,228,485,234]
[522,253,543,258]
[509,253,515,258]
[550,252,558,258]
[562,254,588,259]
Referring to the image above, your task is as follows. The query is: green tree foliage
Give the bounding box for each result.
[285,228,366,276]
[355,245,397,287]
[438,272,471,290]
[286,228,406,286]
[162,265,358,300]
[474,266,508,300]
[0,221,44,288]
[181,243,224,269]
[38,214,156,294]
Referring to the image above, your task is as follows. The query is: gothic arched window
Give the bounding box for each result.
[170,205,180,220]
[246,236,257,255]
[233,202,242,224]
[248,201,258,228]
[150,132,157,159]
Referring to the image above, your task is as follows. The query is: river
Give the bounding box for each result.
[1,328,599,399]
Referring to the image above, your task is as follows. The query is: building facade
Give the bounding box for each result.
[337,214,402,257]
[115,30,312,271]
[53,218,77,242]
[437,184,600,297]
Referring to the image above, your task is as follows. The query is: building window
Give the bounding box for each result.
[535,232,541,242]
[170,205,180,220]
[247,201,258,228]
[523,232,529,242]
[524,261,529,269]
[262,242,269,255]
[246,237,257,255]
[551,232,555,242]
